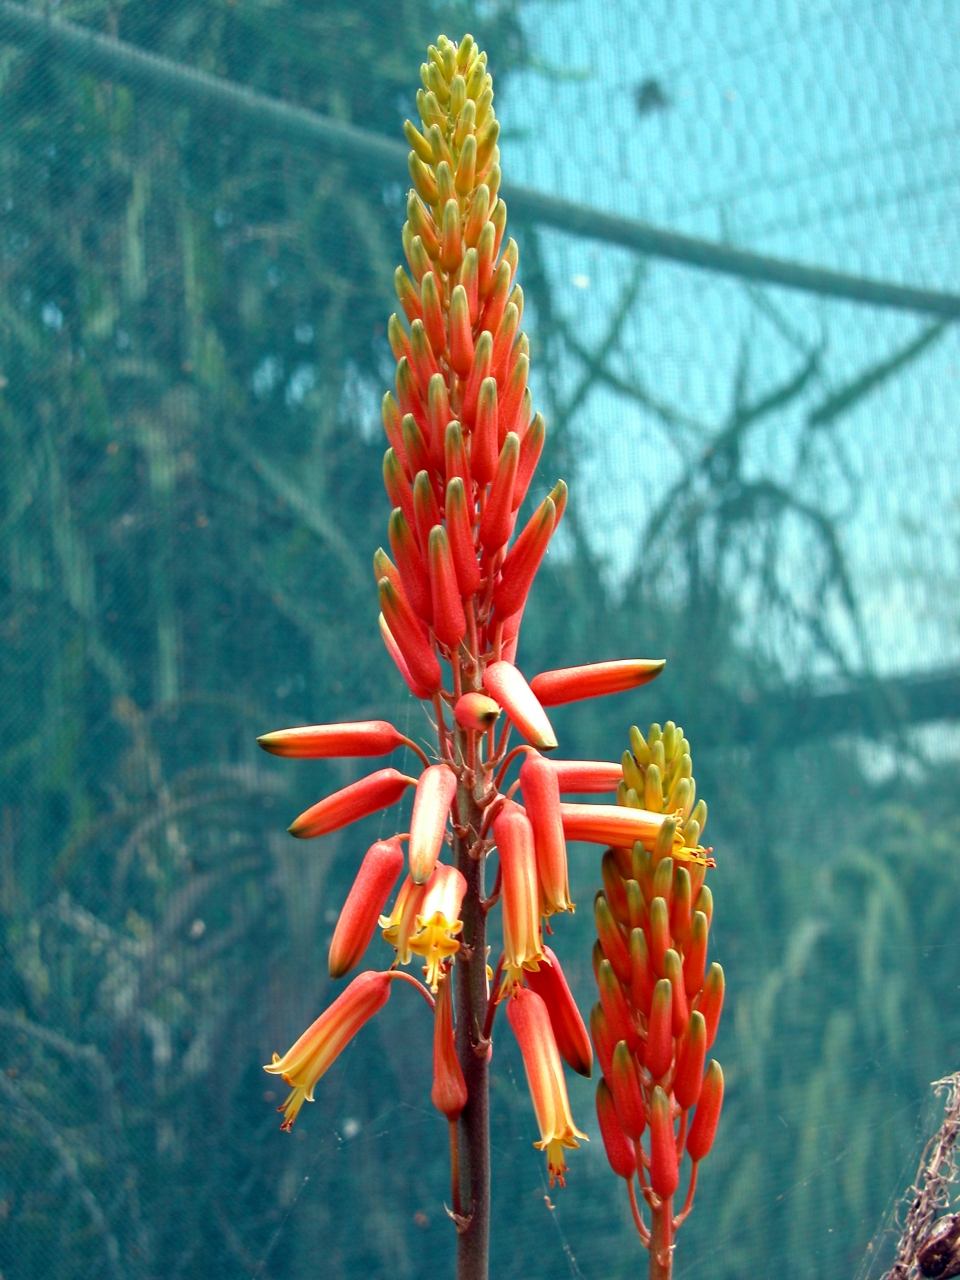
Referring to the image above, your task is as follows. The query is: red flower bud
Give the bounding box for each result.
[480,258,511,337]
[695,963,724,1050]
[431,972,467,1120]
[686,1060,723,1162]
[649,896,670,977]
[530,658,666,707]
[444,478,482,598]
[379,613,432,700]
[378,577,442,694]
[412,470,442,553]
[477,219,496,297]
[649,1084,679,1200]
[646,978,674,1080]
[596,1078,638,1180]
[483,661,557,751]
[519,753,571,916]
[492,495,555,621]
[664,948,689,1037]
[258,720,406,759]
[491,302,520,384]
[449,284,474,377]
[402,412,431,481]
[589,1001,616,1080]
[388,312,413,365]
[548,760,623,794]
[512,412,545,511]
[420,271,446,358]
[524,945,592,1077]
[410,319,439,398]
[463,182,490,249]
[328,837,405,978]
[459,247,479,324]
[673,1010,707,1110]
[498,352,529,440]
[389,508,433,624]
[630,927,656,1016]
[383,448,418,534]
[453,691,501,731]
[494,803,543,980]
[671,865,692,947]
[472,377,499,487]
[409,763,458,884]
[407,191,440,257]
[381,392,409,474]
[427,373,450,471]
[440,197,462,274]
[611,1040,646,1139]
[597,958,639,1054]
[461,330,493,429]
[288,767,416,840]
[601,849,630,926]
[444,421,469,489]
[396,359,429,441]
[428,527,467,650]
[595,892,631,987]
[395,264,423,324]
[478,432,519,552]
[683,911,709,998]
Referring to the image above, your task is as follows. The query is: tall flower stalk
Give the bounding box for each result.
[256,34,721,1280]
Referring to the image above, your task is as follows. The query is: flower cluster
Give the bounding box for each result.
[253,33,722,1275]
[588,723,724,1268]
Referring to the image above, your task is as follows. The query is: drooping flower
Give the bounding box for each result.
[328,837,406,978]
[494,803,544,982]
[506,986,587,1187]
[431,970,467,1121]
[408,862,467,990]
[519,752,572,916]
[408,763,458,883]
[264,970,393,1130]
[686,1060,724,1162]
[524,945,592,1077]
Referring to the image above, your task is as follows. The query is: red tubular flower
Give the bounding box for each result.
[472,377,499,487]
[611,1040,646,1139]
[461,330,493,429]
[671,866,692,946]
[383,448,417,533]
[459,247,479,323]
[395,265,423,324]
[548,760,623,794]
[492,495,556,622]
[264,970,393,1130]
[695,963,725,1050]
[512,412,545,511]
[389,508,433,623]
[559,803,669,849]
[444,478,482,597]
[412,470,442,551]
[444,422,469,488]
[649,897,670,976]
[648,1085,679,1200]
[428,527,467,649]
[483,661,557,751]
[453,691,501,731]
[594,892,632,987]
[499,353,529,440]
[420,271,446,358]
[530,659,667,707]
[410,319,439,396]
[519,752,572,916]
[328,837,406,978]
[427,374,451,470]
[379,613,432,701]
[388,312,413,366]
[490,301,519,382]
[381,392,409,472]
[601,850,630,926]
[524,945,592,1077]
[409,862,467,989]
[596,1078,638,1180]
[630,927,656,1016]
[494,803,544,981]
[478,432,520,552]
[396,360,429,440]
[401,415,431,483]
[480,259,511,340]
[597,958,639,1054]
[646,978,674,1080]
[258,720,407,759]
[664,949,690,1037]
[589,1001,617,1080]
[409,763,458,883]
[431,973,467,1120]
[501,605,524,665]
[449,283,474,376]
[288,767,416,840]
[506,986,587,1188]
[683,911,709,998]
[686,1060,723,1162]
[673,1011,707,1110]
[378,577,442,694]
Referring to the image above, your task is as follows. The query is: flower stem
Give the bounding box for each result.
[454,725,490,1280]
[649,1198,674,1280]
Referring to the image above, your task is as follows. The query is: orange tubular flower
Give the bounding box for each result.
[549,760,623,794]
[519,752,572,916]
[529,659,666,707]
[408,763,458,884]
[524,946,592,1077]
[431,971,467,1120]
[378,577,442,695]
[329,837,406,978]
[506,986,587,1187]
[484,661,558,751]
[428,526,467,650]
[258,720,407,759]
[379,613,433,701]
[264,970,393,1130]
[560,802,669,850]
[288,768,416,839]
[686,1060,724,1162]
[493,803,544,981]
[492,495,556,622]
[648,1085,679,1200]
[611,1040,646,1140]
[673,1011,707,1110]
[596,1078,638,1181]
[409,862,467,991]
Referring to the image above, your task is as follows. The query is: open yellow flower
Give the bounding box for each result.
[408,863,467,991]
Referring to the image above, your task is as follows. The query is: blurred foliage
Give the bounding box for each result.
[0,3,957,1280]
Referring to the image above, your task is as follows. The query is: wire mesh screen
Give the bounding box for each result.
[0,3,958,1280]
